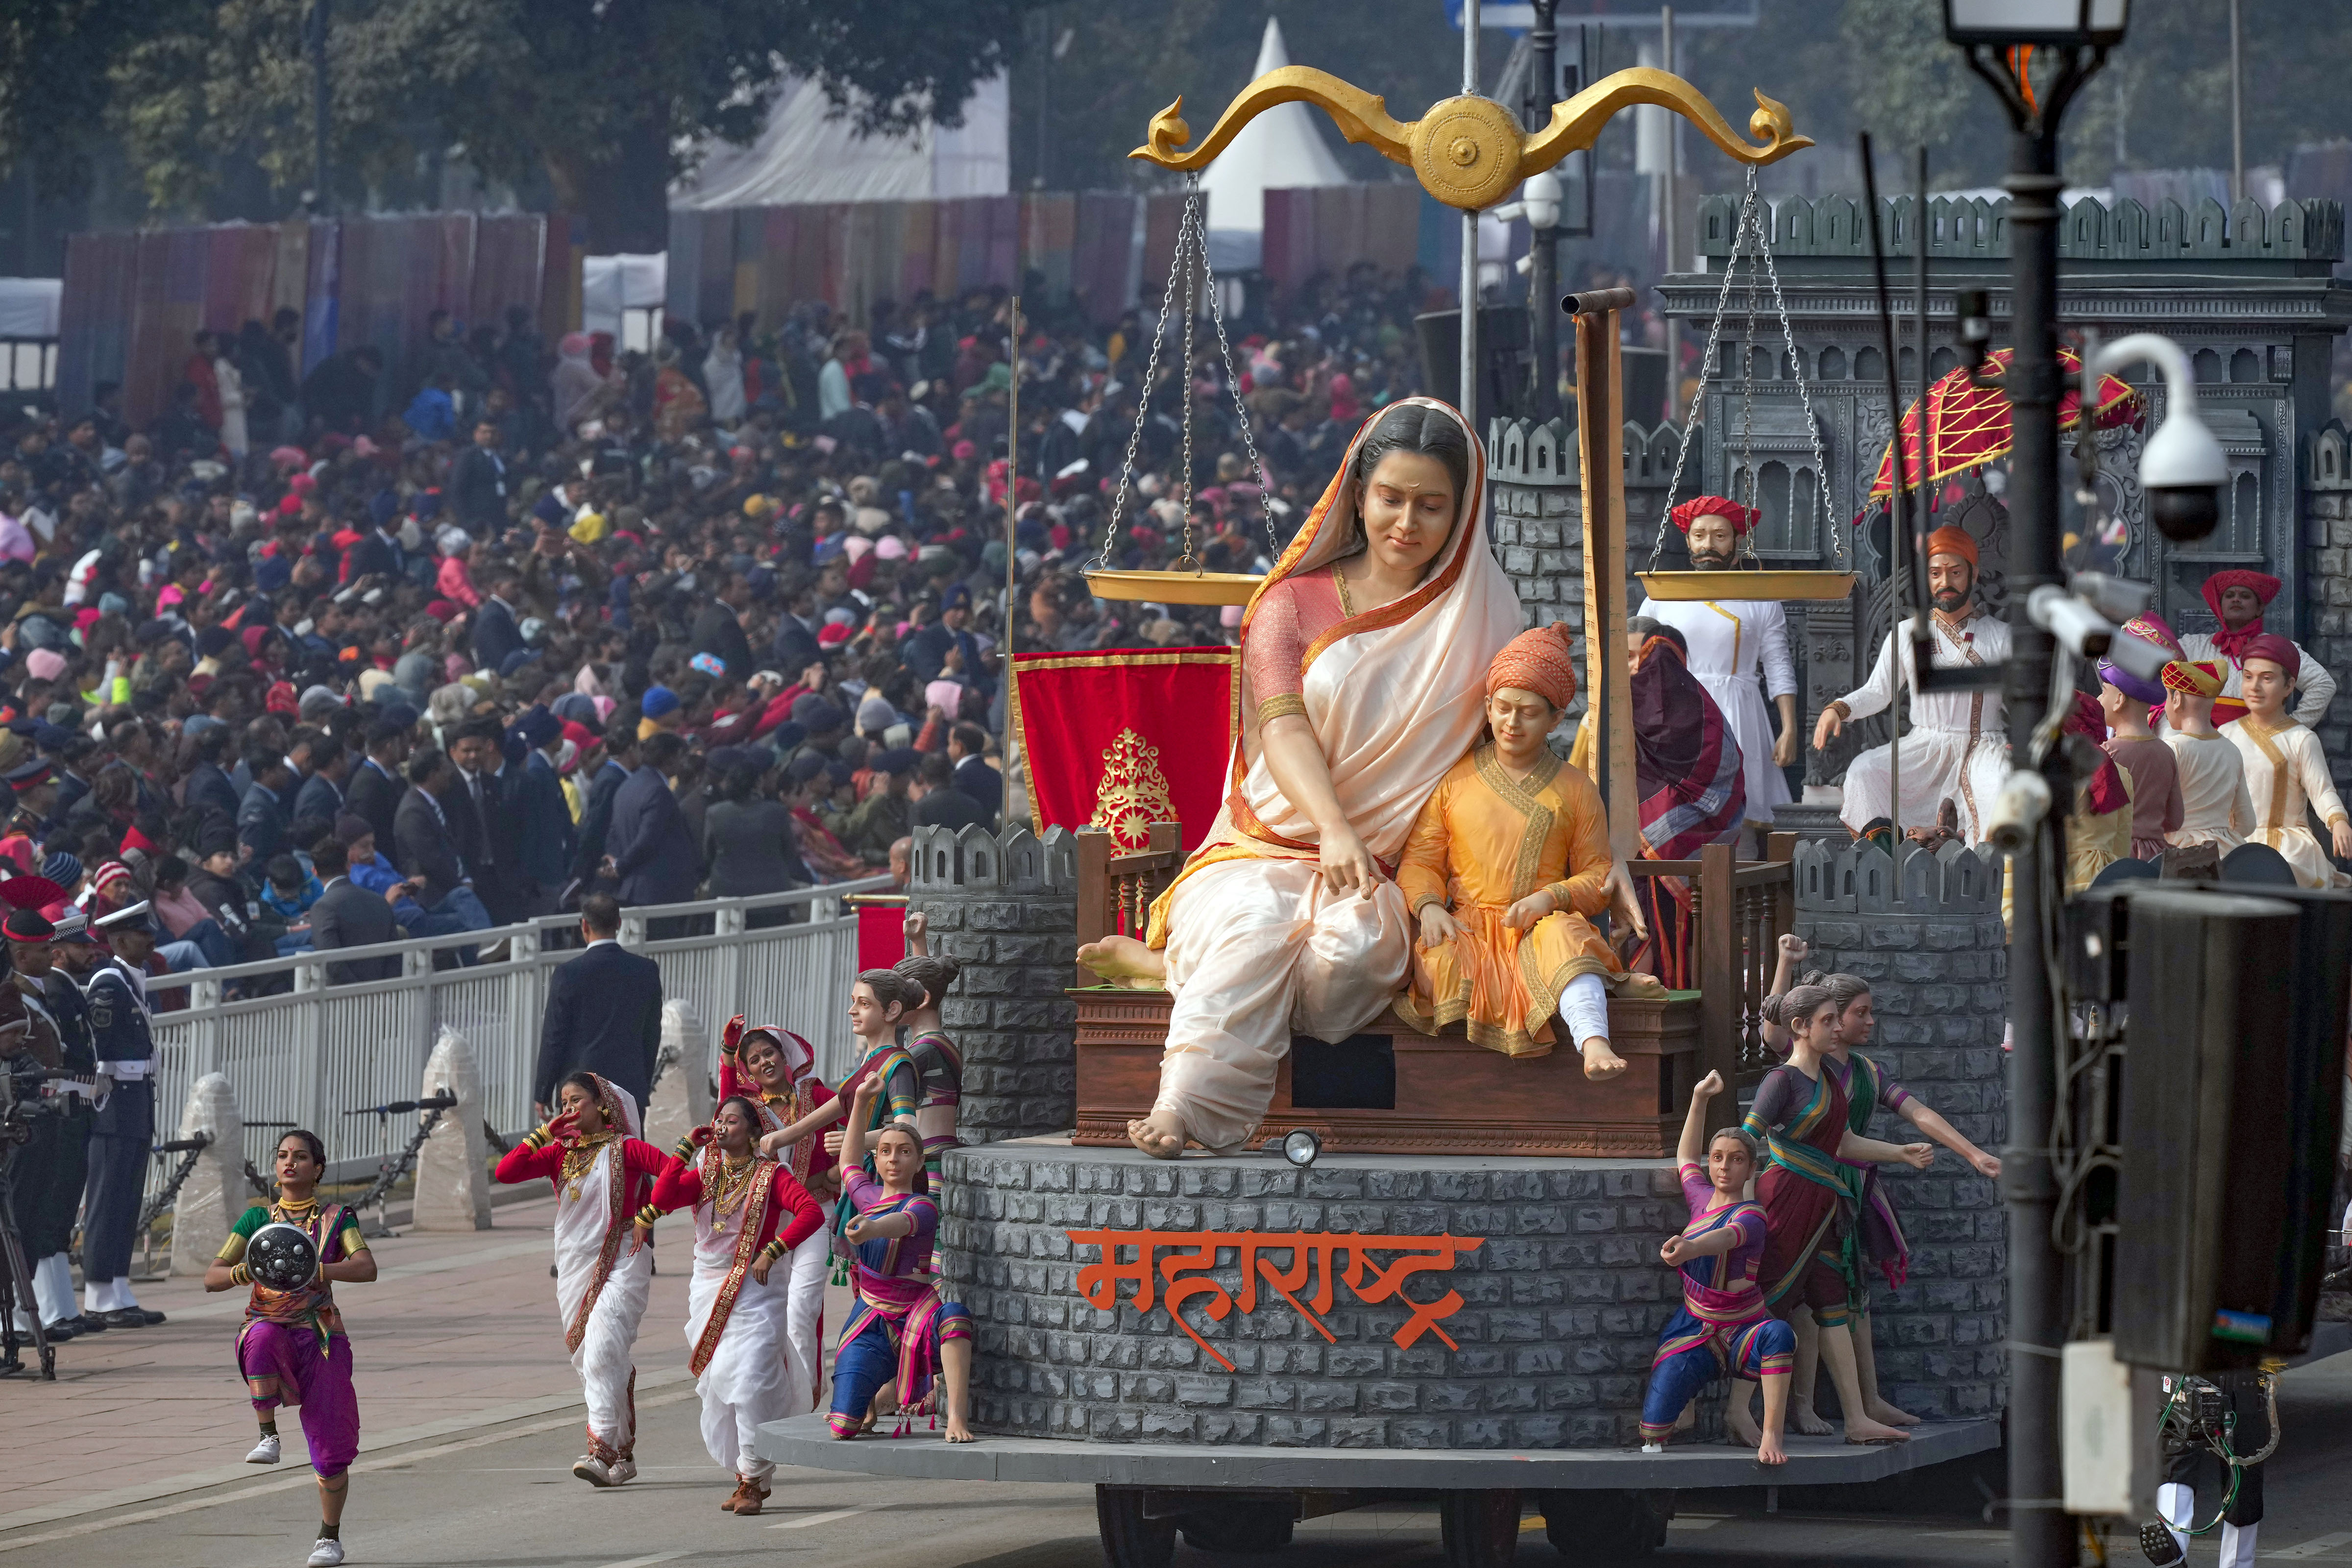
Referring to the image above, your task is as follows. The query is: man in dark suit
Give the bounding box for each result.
[471,569,526,674]
[181,726,242,825]
[343,513,407,583]
[448,417,510,535]
[305,836,402,983]
[688,569,754,679]
[292,734,350,827]
[531,893,662,1117]
[603,732,698,908]
[448,717,526,923]
[571,723,637,889]
[344,719,410,860]
[236,742,295,862]
[393,748,468,910]
[511,708,575,913]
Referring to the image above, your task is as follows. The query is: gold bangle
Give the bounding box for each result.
[635,1204,661,1226]
[1825,699,1852,721]
[229,1262,252,1285]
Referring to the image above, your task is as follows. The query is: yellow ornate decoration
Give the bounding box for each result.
[1091,729,1178,850]
[1131,65,1812,210]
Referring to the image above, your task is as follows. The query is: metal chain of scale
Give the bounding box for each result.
[1651,165,1843,574]
[1086,180,1275,576]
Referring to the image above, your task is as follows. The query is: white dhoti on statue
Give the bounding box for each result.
[1832,613,2012,842]
[1156,857,1412,1153]
[1637,594,1796,825]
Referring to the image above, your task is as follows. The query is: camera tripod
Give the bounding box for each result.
[0,1138,55,1380]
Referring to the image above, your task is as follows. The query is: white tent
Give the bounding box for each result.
[582,253,667,343]
[1198,18,1352,270]
[671,74,1009,210]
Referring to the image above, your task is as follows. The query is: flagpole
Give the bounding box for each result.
[1004,297,1022,819]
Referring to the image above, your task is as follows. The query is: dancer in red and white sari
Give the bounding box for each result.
[493,1071,669,1487]
[637,1096,824,1516]
[717,1016,839,1413]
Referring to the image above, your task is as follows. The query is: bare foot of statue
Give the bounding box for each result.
[1757,1431,1788,1466]
[1078,935,1166,987]
[1580,1037,1628,1080]
[1127,1112,1185,1160]
[944,1412,975,1443]
[1841,1416,1911,1445]
[1726,1394,1763,1447]
[1864,1398,1921,1427]
[1788,1398,1834,1437]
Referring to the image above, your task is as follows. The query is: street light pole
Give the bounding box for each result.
[1951,24,2110,1568]
[310,0,332,216]
[1525,0,1562,423]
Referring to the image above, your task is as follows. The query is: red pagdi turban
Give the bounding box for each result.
[1925,526,1979,566]
[1487,623,1578,710]
[1670,495,1759,535]
[2160,659,2225,699]
[2200,568,2281,663]
[2237,633,2299,680]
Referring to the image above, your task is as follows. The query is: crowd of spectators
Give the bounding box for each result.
[0,262,1443,984]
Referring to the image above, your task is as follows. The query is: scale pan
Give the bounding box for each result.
[1084,569,1264,606]
[1636,570,1857,602]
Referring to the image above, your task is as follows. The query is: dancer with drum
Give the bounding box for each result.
[205,1129,378,1568]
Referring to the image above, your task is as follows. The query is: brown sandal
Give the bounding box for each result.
[720,1478,748,1512]
[733,1477,770,1517]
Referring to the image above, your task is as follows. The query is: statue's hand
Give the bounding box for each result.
[1772,726,1800,768]
[1501,891,1555,931]
[1606,862,1647,940]
[1319,824,1382,899]
[1811,704,1845,752]
[1417,904,1469,949]
[2332,818,2352,861]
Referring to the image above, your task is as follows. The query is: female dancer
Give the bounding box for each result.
[827,1074,974,1442]
[637,1097,824,1515]
[206,1129,378,1568]
[492,1071,669,1486]
[1640,1070,1794,1465]
[1072,399,1522,1157]
[716,1018,837,1413]
[1754,954,2002,1435]
[1741,980,1934,1446]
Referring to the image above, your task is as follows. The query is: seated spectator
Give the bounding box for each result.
[306,835,401,984]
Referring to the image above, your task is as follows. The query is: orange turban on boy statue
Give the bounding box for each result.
[1486,623,1579,711]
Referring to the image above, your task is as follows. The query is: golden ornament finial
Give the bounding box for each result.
[1130,65,1812,211]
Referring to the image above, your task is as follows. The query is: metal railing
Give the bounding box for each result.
[141,878,891,1202]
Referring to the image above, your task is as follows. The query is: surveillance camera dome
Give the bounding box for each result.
[2147,486,2221,543]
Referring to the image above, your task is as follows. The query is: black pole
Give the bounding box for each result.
[310,0,332,215]
[1525,0,1561,423]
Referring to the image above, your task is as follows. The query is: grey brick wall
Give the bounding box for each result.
[1789,838,2009,1421]
[2305,425,2352,800]
[940,1141,1703,1448]
[907,825,1078,1142]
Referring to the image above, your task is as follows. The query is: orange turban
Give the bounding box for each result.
[2160,659,2225,699]
[1925,526,1978,566]
[1487,623,1578,711]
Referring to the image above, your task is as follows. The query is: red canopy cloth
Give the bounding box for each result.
[1014,648,1235,852]
[1868,346,2141,502]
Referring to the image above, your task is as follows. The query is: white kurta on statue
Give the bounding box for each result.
[1833,612,2013,843]
[1637,594,1796,823]
[2225,716,2352,889]
[2178,632,2337,728]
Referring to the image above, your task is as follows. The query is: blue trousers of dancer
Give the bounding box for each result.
[1640,1315,1795,1443]
[80,1079,153,1283]
[827,1302,973,1434]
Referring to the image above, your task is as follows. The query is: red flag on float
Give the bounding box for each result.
[1014,648,1235,852]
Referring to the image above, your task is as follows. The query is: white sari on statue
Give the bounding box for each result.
[551,1077,654,1464]
[1144,398,1523,1151]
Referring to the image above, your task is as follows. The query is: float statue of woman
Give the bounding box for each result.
[1079,398,1522,1156]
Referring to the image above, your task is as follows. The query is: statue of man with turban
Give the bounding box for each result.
[1393,624,1666,1074]
[2178,568,2335,729]
[1634,496,1799,851]
[1809,526,2013,844]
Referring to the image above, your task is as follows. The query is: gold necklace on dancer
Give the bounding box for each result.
[273,1194,320,1224]
[710,1151,760,1233]
[558,1129,616,1201]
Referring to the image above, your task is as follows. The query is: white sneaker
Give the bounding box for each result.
[571,1454,615,1487]
[306,1539,345,1567]
[606,1459,637,1485]
[246,1434,282,1465]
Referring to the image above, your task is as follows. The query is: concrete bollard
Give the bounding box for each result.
[643,1000,712,1149]
[170,1073,245,1276]
[411,1026,492,1230]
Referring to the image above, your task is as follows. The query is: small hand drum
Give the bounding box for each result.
[246,1222,320,1290]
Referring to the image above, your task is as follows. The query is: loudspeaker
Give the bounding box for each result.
[1414,307,1533,421]
[2112,886,2352,1370]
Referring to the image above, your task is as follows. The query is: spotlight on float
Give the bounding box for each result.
[1267,1128,1321,1169]
[2087,332,2226,542]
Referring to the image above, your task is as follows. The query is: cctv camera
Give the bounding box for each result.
[2086,334,2228,543]
[1984,771,2053,857]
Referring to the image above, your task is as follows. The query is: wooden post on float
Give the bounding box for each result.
[1572,294,1640,865]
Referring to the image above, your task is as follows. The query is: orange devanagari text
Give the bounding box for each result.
[1068,1228,1484,1372]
